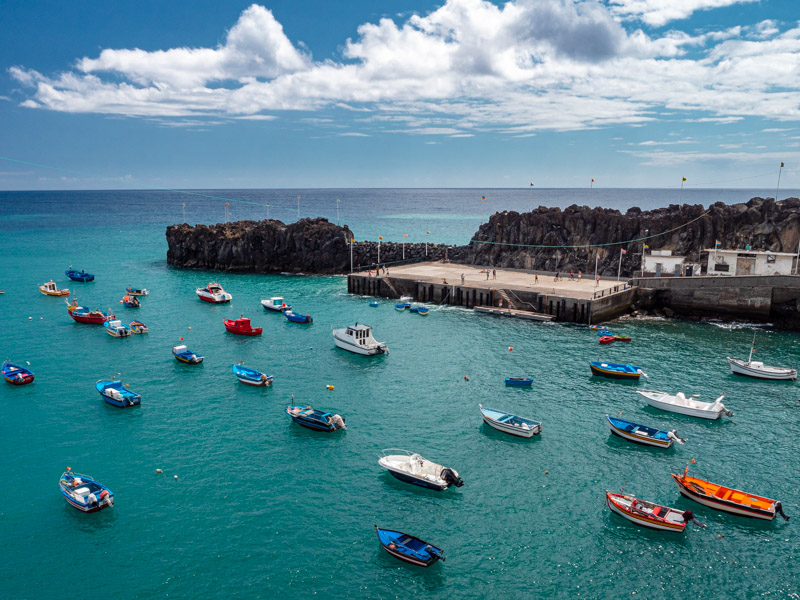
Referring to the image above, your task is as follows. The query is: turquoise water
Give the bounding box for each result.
[2,191,800,598]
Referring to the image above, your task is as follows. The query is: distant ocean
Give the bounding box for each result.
[1,188,798,599]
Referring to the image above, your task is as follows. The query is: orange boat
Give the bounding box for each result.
[671,465,789,521]
[39,281,70,296]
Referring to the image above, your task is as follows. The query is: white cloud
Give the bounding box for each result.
[339,132,370,136]
[620,148,799,166]
[608,0,758,27]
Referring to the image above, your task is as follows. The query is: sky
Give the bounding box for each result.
[1,0,799,190]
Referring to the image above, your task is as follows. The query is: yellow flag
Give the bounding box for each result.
[682,177,686,182]
[781,162,785,167]
[591,178,594,183]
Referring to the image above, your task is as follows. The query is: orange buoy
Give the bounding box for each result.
[464,375,469,381]
[508,346,513,351]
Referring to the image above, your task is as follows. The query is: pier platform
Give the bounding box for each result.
[347,262,636,324]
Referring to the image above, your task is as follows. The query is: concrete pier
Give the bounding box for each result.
[347,262,636,324]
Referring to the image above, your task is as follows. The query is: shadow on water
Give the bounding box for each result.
[479,423,541,445]
[604,431,675,454]
[62,503,118,532]
[378,473,464,503]
[374,546,446,585]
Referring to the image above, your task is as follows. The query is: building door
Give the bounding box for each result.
[655,263,662,277]
[686,265,693,277]
[674,264,681,276]
[736,257,755,275]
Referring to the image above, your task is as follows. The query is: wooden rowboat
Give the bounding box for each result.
[606,491,695,532]
[375,526,444,567]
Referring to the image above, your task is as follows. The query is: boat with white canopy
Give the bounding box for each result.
[332,323,388,355]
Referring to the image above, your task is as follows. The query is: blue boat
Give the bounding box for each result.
[65,268,94,282]
[417,307,429,316]
[597,330,613,336]
[285,311,313,323]
[369,301,379,307]
[606,415,684,448]
[286,405,345,431]
[96,379,141,407]
[2,362,34,385]
[505,377,533,386]
[375,526,444,567]
[232,364,273,386]
[58,468,114,512]
[395,304,406,311]
[173,345,203,364]
[589,361,645,380]
[121,295,140,308]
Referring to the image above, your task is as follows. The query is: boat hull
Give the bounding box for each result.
[70,312,112,324]
[481,415,537,437]
[606,493,686,532]
[40,288,70,297]
[224,324,263,335]
[333,336,387,355]
[175,354,203,364]
[505,378,533,386]
[2,363,34,385]
[384,468,448,491]
[671,474,776,520]
[375,527,442,567]
[638,392,723,420]
[589,362,641,379]
[607,417,672,448]
[727,357,797,380]
[237,376,271,386]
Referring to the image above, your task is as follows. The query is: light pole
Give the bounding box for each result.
[297,195,301,220]
[336,198,340,226]
[641,230,648,276]
[776,161,784,203]
[378,236,382,266]
[350,236,354,273]
[589,178,594,208]
[425,230,430,256]
[225,202,230,223]
[402,233,407,260]
[182,203,186,223]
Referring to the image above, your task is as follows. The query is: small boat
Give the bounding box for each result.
[173,345,203,364]
[671,464,789,521]
[129,320,149,334]
[394,304,406,312]
[67,297,113,324]
[120,295,140,308]
[333,323,388,355]
[409,306,421,313]
[479,404,541,437]
[375,526,444,567]
[378,449,463,491]
[261,296,290,312]
[606,415,684,448]
[286,405,346,431]
[637,390,733,420]
[505,377,533,387]
[223,315,262,336]
[39,281,69,296]
[95,379,141,407]
[597,330,613,336]
[59,468,113,513]
[104,319,131,337]
[232,364,273,386]
[613,336,632,342]
[369,301,379,307]
[65,268,94,282]
[399,296,414,303]
[606,491,695,532]
[125,286,148,296]
[2,362,34,385]
[727,333,797,380]
[285,311,313,324]
[196,282,232,304]
[589,324,607,330]
[589,361,645,380]
[599,335,615,344]
[417,307,429,316]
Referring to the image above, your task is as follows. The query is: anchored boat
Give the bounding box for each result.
[59,468,114,513]
[104,320,131,337]
[261,296,290,312]
[67,297,114,324]
[285,311,313,323]
[479,404,541,437]
[129,320,149,334]
[125,286,148,296]
[2,362,34,385]
[120,295,140,308]
[96,379,141,407]
[375,526,444,567]
[65,268,94,282]
[332,323,388,355]
[173,345,203,364]
[39,281,69,296]
[378,449,463,491]
[504,377,533,387]
[232,364,273,386]
[224,316,262,336]
[196,282,232,303]
[589,361,645,380]
[727,333,797,380]
[606,415,684,448]
[286,405,345,431]
[637,390,733,420]
[606,491,696,532]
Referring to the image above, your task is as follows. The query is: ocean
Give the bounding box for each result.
[1,188,799,599]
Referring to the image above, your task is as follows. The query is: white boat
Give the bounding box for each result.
[378,449,463,491]
[479,404,541,437]
[332,323,388,355]
[196,282,232,303]
[727,333,797,380]
[399,296,414,303]
[104,319,131,337]
[637,390,733,420]
[261,296,291,312]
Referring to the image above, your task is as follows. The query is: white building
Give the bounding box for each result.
[705,248,796,276]
[642,250,701,277]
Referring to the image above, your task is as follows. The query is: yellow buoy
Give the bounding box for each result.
[326,385,334,390]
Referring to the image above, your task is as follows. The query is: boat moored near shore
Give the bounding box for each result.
[333,323,388,355]
[196,282,232,303]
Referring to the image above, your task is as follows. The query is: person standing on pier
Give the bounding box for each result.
[461,273,465,285]
[492,269,497,280]
[486,270,489,280]
[534,273,539,284]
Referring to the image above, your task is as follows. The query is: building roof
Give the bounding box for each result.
[703,248,797,257]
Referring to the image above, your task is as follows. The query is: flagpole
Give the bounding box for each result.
[776,162,784,203]
[402,233,407,260]
[336,198,340,226]
[594,250,599,286]
[617,248,623,282]
[680,177,686,203]
[182,202,186,223]
[350,237,354,273]
[589,178,594,208]
[378,236,381,265]
[297,195,301,220]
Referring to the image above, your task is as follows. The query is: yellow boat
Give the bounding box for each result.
[39,281,70,297]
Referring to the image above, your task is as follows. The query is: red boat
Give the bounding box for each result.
[67,298,114,324]
[599,335,615,344]
[223,316,262,336]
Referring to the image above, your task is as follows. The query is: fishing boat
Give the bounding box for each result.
[285,311,313,323]
[378,449,463,491]
[589,324,607,330]
[597,330,613,336]
[261,296,290,312]
[606,491,695,532]
[95,379,141,407]
[727,333,797,380]
[59,468,114,513]
[613,336,632,342]
[129,320,149,334]
[232,364,273,386]
[374,526,444,567]
[479,404,541,437]
[196,282,232,304]
[67,297,114,324]
[417,307,429,316]
[125,286,148,296]
[369,301,379,307]
[223,316,262,336]
[333,323,389,355]
[599,335,615,344]
[671,464,789,521]
[173,345,203,364]
[286,405,346,431]
[394,304,406,312]
[65,268,94,282]
[39,281,69,296]
[637,390,733,420]
[505,377,533,387]
[104,320,131,337]
[589,361,645,380]
[2,362,34,385]
[606,415,684,448]
[120,295,140,308]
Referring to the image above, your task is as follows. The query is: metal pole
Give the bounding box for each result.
[776,162,784,202]
[589,178,594,208]
[350,237,354,273]
[617,249,622,282]
[297,195,300,219]
[378,237,381,265]
[336,199,340,226]
[795,239,799,275]
[266,204,270,220]
[593,250,599,286]
[680,177,685,203]
[182,203,186,223]
[641,230,648,276]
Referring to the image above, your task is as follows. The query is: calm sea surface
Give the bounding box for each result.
[1,189,799,599]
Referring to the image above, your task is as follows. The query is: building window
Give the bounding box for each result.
[767,255,776,263]
[715,263,730,272]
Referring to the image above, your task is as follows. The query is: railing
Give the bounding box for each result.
[593,283,633,299]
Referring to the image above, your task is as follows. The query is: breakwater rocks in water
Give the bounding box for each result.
[166,218,465,273]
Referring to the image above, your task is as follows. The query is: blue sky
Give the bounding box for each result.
[1,0,799,190]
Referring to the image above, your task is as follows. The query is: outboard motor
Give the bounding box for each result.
[441,468,464,488]
[776,501,790,521]
[667,430,687,444]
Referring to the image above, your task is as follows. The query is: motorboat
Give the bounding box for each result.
[727,333,796,380]
[2,362,34,385]
[125,286,149,296]
[606,491,695,532]
[285,311,313,323]
[104,320,131,337]
[59,468,114,513]
[65,268,94,282]
[67,297,113,324]
[369,301,379,307]
[671,464,788,521]
[332,323,388,355]
[606,415,684,448]
[261,296,290,312]
[120,295,140,308]
[589,361,645,380]
[173,345,203,364]
[505,377,533,387]
[96,379,141,407]
[223,316,262,336]
[479,404,541,437]
[374,526,444,567]
[378,449,463,491]
[637,390,733,420]
[39,281,69,296]
[129,320,148,334]
[196,282,232,303]
[286,405,345,431]
[232,364,273,386]
[599,336,615,344]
